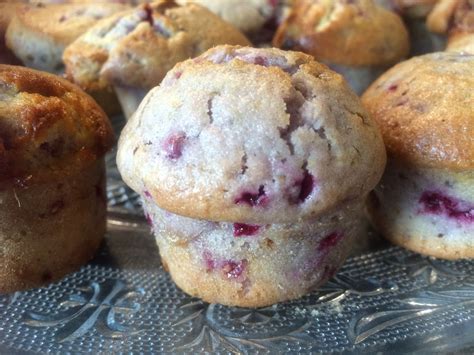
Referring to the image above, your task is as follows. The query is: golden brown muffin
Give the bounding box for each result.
[427,0,474,52]
[272,0,409,94]
[63,0,251,119]
[362,52,474,260]
[0,65,114,293]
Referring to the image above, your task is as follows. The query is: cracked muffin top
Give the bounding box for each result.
[117,45,386,224]
[362,51,474,171]
[0,65,114,189]
[272,0,409,67]
[176,0,277,33]
[63,0,250,92]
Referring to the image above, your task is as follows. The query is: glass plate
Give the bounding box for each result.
[0,116,473,354]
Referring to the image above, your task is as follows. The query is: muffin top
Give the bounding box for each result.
[117,45,386,224]
[362,51,474,171]
[63,0,250,92]
[272,0,409,67]
[176,0,276,33]
[0,65,114,188]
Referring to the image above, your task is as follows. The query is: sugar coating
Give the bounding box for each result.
[117,45,386,224]
[143,197,364,307]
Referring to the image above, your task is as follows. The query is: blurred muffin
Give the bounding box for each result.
[0,1,24,65]
[0,65,114,293]
[427,0,474,53]
[362,52,474,260]
[6,3,129,73]
[117,45,386,306]
[393,0,446,55]
[64,1,250,120]
[176,0,276,34]
[273,0,409,95]
[6,3,129,115]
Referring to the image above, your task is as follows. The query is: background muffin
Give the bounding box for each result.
[427,0,474,53]
[63,1,250,119]
[6,2,129,73]
[0,65,114,293]
[6,2,129,115]
[176,0,276,34]
[273,0,409,94]
[0,1,24,65]
[392,0,446,55]
[362,52,474,260]
[117,45,386,306]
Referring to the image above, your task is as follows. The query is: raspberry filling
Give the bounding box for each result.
[419,190,474,223]
[203,252,248,281]
[162,132,186,159]
[222,260,248,280]
[233,223,261,237]
[318,232,344,252]
[235,185,268,207]
[144,212,153,227]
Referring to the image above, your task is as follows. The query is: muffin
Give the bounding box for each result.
[427,0,474,53]
[362,52,474,260]
[272,0,409,95]
[117,45,386,306]
[6,2,129,73]
[63,1,251,120]
[0,65,114,293]
[392,0,446,55]
[5,3,129,115]
[176,0,277,34]
[0,1,23,65]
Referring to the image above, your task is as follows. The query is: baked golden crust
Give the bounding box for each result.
[362,51,474,171]
[63,0,250,91]
[272,0,409,67]
[0,65,114,188]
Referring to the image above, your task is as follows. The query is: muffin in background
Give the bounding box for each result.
[6,3,129,73]
[392,0,446,55]
[6,3,129,115]
[176,0,276,34]
[0,65,114,293]
[362,52,474,260]
[63,1,250,120]
[0,1,24,65]
[273,0,409,95]
[427,0,474,53]
[117,45,386,306]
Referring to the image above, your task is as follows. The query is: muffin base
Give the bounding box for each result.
[0,160,107,293]
[144,198,365,307]
[368,161,473,260]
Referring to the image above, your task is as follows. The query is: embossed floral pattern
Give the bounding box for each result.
[24,279,145,342]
